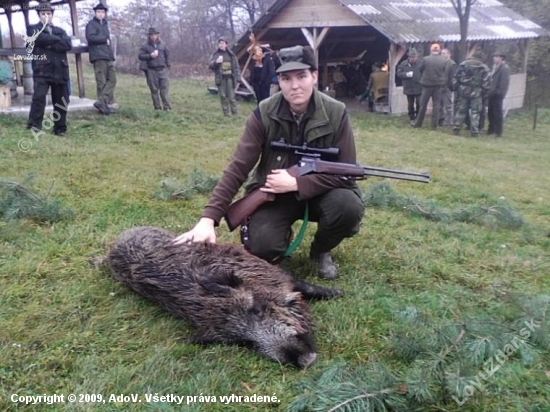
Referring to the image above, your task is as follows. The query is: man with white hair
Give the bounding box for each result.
[412,43,448,129]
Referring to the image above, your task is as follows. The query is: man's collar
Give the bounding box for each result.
[276,92,316,122]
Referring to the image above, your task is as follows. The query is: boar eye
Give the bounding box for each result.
[249,301,267,317]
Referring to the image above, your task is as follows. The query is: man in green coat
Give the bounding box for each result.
[209,37,240,116]
[412,43,448,129]
[176,45,364,279]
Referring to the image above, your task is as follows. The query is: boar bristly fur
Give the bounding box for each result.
[102,226,341,368]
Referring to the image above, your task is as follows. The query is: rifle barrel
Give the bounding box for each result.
[311,159,430,183]
[362,165,430,178]
[362,170,430,183]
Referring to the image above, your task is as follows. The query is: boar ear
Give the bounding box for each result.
[199,269,243,296]
[292,278,342,300]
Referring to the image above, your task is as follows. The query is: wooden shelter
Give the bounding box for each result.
[0,0,89,98]
[232,0,547,114]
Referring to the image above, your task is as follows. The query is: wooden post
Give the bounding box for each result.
[68,0,85,97]
[300,27,330,90]
[22,8,30,27]
[0,84,11,109]
[519,39,529,74]
[388,42,406,114]
[6,9,23,86]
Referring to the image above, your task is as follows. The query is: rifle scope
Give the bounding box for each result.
[271,139,340,159]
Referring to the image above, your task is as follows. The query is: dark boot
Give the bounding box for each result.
[310,250,338,279]
[94,100,110,115]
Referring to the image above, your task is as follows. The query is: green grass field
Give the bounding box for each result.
[1,71,549,411]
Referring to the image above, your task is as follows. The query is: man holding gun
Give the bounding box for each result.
[175,45,365,279]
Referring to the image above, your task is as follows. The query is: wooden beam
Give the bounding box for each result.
[300,27,331,89]
[466,42,481,58]
[236,28,269,59]
[68,0,85,98]
[22,9,30,27]
[301,27,315,49]
[519,39,529,74]
[240,52,254,95]
[388,43,406,114]
[5,9,16,48]
[316,27,330,47]
[6,9,22,86]
[300,28,318,88]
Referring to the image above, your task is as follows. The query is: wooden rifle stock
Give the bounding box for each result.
[225,189,275,231]
[224,157,430,231]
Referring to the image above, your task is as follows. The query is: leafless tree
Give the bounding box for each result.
[450,0,477,62]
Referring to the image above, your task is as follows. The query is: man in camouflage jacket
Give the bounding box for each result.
[452,50,490,137]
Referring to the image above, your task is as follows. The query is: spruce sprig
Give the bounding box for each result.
[288,297,549,411]
[0,176,73,223]
[154,168,218,200]
[361,182,524,230]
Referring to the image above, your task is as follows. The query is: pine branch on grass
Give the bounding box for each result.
[288,297,549,411]
[0,176,73,223]
[361,182,524,230]
[154,168,219,200]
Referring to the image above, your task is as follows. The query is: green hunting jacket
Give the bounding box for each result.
[208,48,240,86]
[418,54,447,87]
[201,88,359,225]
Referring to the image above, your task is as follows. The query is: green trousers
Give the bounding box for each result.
[246,189,364,262]
[93,60,117,105]
[146,68,171,110]
[219,75,238,115]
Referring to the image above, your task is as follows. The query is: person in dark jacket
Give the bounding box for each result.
[209,37,240,116]
[487,51,511,137]
[248,44,276,104]
[26,1,72,136]
[138,27,171,110]
[412,43,447,129]
[85,2,116,115]
[175,45,364,280]
[396,48,422,121]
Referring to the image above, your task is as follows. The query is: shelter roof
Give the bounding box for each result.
[0,0,85,15]
[341,0,547,43]
[235,0,547,56]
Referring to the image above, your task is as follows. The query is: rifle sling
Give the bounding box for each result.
[282,203,309,257]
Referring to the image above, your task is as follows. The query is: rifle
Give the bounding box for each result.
[224,140,430,231]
